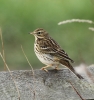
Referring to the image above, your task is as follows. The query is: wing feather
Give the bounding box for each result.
[37,37,74,63]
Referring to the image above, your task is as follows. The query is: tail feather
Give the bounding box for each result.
[75,73,84,79]
[59,60,84,79]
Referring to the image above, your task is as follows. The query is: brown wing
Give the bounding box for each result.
[37,37,74,63]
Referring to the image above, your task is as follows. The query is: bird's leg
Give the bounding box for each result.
[40,65,52,72]
[55,66,59,70]
[55,64,60,70]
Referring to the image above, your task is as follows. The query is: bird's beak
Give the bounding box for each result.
[29,32,33,34]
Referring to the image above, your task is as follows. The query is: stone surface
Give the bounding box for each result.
[0,66,94,100]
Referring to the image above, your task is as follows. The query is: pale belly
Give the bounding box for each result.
[34,50,59,66]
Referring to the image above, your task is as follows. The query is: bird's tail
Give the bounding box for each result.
[59,60,83,79]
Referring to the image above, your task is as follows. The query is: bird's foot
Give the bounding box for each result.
[40,67,48,72]
[55,66,59,70]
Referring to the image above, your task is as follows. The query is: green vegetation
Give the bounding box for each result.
[0,0,94,70]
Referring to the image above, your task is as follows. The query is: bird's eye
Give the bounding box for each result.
[37,31,41,34]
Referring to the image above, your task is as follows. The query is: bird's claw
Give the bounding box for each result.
[55,67,59,70]
[40,67,48,72]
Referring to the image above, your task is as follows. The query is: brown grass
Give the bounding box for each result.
[68,80,85,100]
[89,27,94,31]
[0,28,21,100]
[0,28,6,70]
[58,19,94,32]
[21,45,36,100]
[58,19,94,25]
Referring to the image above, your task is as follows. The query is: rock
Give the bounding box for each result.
[0,65,94,100]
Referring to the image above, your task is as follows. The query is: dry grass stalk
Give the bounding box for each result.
[0,28,6,70]
[21,45,34,75]
[21,45,36,100]
[58,19,94,25]
[0,53,21,100]
[68,80,85,100]
[89,27,94,31]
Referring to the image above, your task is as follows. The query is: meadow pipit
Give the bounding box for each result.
[30,28,83,79]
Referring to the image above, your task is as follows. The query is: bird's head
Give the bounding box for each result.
[30,28,49,39]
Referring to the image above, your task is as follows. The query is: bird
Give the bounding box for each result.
[30,28,83,79]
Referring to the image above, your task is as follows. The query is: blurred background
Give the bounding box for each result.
[0,0,94,70]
